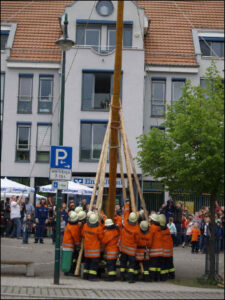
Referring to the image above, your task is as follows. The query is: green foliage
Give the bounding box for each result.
[137,62,224,196]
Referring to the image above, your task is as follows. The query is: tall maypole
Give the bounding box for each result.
[106,0,124,220]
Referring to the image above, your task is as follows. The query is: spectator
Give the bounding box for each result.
[24,197,34,217]
[173,202,183,246]
[68,201,75,212]
[202,217,211,254]
[181,213,187,244]
[183,215,194,248]
[167,217,177,245]
[34,198,49,244]
[47,197,56,242]
[61,203,69,224]
[183,206,190,218]
[0,200,5,236]
[215,201,221,213]
[159,203,167,215]
[10,196,22,239]
[165,198,175,224]
[215,220,223,253]
[22,214,33,244]
[190,223,201,253]
[193,212,201,228]
[4,198,11,237]
[81,199,87,212]
[60,216,66,244]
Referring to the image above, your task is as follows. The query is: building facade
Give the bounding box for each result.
[1,0,224,210]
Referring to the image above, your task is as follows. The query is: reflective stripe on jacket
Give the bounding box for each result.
[148,223,163,257]
[161,227,173,257]
[102,228,119,260]
[82,223,103,258]
[62,222,81,250]
[136,227,151,261]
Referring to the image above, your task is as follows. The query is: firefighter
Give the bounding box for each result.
[61,211,81,276]
[75,206,83,214]
[34,198,48,244]
[114,205,122,229]
[159,214,175,280]
[102,218,120,281]
[78,211,86,225]
[135,220,151,281]
[119,200,140,283]
[148,213,163,282]
[81,213,103,280]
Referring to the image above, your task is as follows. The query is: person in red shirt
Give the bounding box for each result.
[190,223,201,253]
[181,214,187,246]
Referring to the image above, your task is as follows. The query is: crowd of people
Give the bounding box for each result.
[0,195,224,283]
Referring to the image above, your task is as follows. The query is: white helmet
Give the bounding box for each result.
[87,211,94,219]
[139,209,145,217]
[75,206,83,214]
[89,213,98,225]
[150,213,159,223]
[128,212,138,224]
[159,214,166,227]
[78,211,86,221]
[69,211,78,222]
[140,220,149,231]
[105,219,114,227]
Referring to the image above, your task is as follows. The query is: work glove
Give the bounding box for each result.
[35,218,39,224]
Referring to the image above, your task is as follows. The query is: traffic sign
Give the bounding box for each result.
[50,146,72,181]
[52,181,68,190]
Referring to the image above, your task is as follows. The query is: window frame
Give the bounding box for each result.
[1,73,5,116]
[0,30,9,50]
[171,78,186,104]
[36,123,52,163]
[17,74,33,114]
[151,78,166,117]
[199,37,224,58]
[80,121,108,162]
[15,123,31,162]
[107,25,132,51]
[38,75,54,114]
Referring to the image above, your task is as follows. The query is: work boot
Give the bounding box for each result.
[120,272,126,281]
[34,240,38,243]
[40,240,44,244]
[105,275,116,281]
[128,272,135,284]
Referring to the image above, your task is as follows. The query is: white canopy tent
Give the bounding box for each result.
[39,181,93,195]
[1,177,35,194]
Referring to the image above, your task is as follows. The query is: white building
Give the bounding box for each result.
[1,0,224,210]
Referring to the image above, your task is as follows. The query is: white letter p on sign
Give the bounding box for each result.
[56,149,67,166]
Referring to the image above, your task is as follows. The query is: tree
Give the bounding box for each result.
[137,62,224,280]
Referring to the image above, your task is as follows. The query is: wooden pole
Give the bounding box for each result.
[118,138,127,202]
[107,0,124,220]
[89,111,111,211]
[120,116,136,212]
[120,111,148,220]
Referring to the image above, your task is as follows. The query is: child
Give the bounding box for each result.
[184,215,194,247]
[190,223,201,253]
[167,217,177,246]
[22,214,33,244]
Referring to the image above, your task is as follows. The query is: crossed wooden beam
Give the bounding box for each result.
[75,102,148,275]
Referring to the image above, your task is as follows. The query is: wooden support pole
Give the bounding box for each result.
[120,116,136,212]
[96,131,110,213]
[118,139,127,203]
[107,0,124,220]
[120,112,148,220]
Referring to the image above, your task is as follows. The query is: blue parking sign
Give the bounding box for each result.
[50,146,72,170]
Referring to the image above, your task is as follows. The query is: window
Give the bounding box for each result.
[172,79,186,103]
[1,31,9,50]
[1,73,5,115]
[36,124,51,162]
[80,122,107,161]
[151,125,165,131]
[76,25,100,51]
[107,25,132,51]
[96,1,114,17]
[82,71,118,110]
[151,79,166,117]
[199,37,224,57]
[38,76,53,114]
[18,75,33,114]
[16,124,31,161]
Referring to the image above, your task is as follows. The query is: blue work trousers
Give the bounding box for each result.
[35,219,46,242]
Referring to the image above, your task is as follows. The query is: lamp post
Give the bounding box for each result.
[54,13,74,285]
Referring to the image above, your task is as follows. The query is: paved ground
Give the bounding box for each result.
[1,237,224,299]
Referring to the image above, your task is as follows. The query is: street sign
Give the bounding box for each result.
[50,146,72,181]
[52,181,68,190]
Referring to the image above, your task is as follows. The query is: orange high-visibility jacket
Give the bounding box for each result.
[102,227,120,260]
[161,227,173,257]
[148,223,163,257]
[190,228,201,242]
[114,214,122,229]
[62,222,81,251]
[119,203,140,256]
[136,227,151,261]
[81,222,104,258]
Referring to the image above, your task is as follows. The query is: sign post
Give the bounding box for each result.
[50,146,72,285]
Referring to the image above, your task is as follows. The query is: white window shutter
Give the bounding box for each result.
[37,126,51,151]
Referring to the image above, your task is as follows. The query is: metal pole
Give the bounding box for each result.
[54,49,65,285]
[106,0,124,220]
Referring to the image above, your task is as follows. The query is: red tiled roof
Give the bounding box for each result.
[1,0,224,66]
[137,0,224,66]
